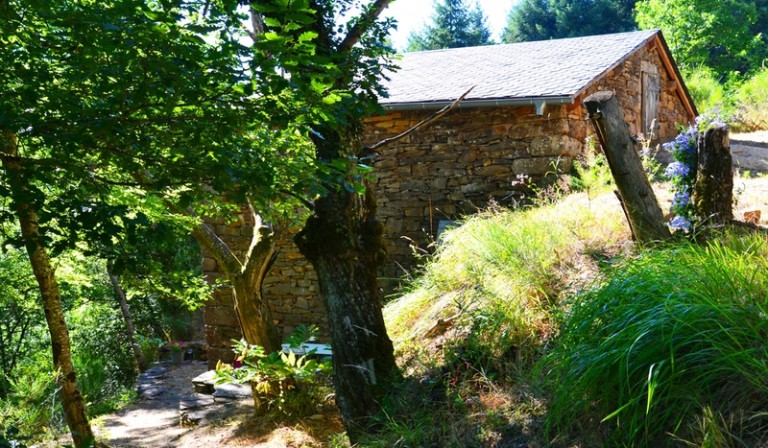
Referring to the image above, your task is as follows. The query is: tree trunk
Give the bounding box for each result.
[1,132,95,447]
[229,274,280,353]
[584,91,671,244]
[296,174,399,443]
[694,127,733,225]
[107,265,147,373]
[190,209,280,353]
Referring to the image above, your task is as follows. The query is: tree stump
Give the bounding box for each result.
[694,127,733,225]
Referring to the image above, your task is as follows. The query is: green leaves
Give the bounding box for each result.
[636,0,766,78]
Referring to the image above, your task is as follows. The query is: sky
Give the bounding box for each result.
[383,0,519,51]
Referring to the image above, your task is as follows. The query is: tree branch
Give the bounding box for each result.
[365,86,475,152]
[241,198,275,283]
[278,189,314,209]
[130,170,244,276]
[190,219,243,276]
[338,0,394,53]
[248,5,265,42]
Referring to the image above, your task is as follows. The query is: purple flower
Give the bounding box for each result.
[674,133,690,149]
[710,118,727,130]
[696,111,728,131]
[672,191,690,208]
[670,216,692,231]
[665,161,690,178]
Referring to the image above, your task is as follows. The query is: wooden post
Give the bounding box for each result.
[694,127,733,225]
[584,91,671,244]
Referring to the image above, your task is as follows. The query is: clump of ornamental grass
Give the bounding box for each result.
[544,233,768,447]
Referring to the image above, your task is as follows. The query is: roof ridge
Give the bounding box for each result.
[400,29,659,57]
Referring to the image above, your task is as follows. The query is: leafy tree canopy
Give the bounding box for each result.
[0,0,325,249]
[635,0,767,79]
[502,0,637,43]
[407,0,493,51]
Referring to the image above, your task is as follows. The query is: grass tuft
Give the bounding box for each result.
[545,233,768,447]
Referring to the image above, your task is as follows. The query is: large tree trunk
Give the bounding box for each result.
[190,207,280,353]
[584,91,671,244]
[107,265,147,373]
[1,132,95,447]
[252,0,399,440]
[296,153,399,443]
[694,127,733,225]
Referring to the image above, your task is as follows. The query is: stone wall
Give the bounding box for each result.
[262,230,327,337]
[202,214,246,368]
[581,42,694,141]
[363,104,582,289]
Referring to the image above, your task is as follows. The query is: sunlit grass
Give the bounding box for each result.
[379,176,768,447]
[545,232,768,447]
[385,188,630,355]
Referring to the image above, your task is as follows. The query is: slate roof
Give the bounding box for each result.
[381,30,660,109]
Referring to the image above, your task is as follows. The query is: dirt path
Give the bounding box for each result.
[94,362,209,448]
[731,131,768,174]
[93,361,341,448]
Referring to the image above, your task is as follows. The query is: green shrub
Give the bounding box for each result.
[545,234,768,446]
[68,301,137,415]
[0,351,59,441]
[0,426,29,448]
[215,327,332,418]
[731,68,768,131]
[570,149,613,197]
[137,335,164,365]
[684,66,727,114]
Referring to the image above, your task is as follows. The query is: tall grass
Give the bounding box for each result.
[385,192,629,368]
[684,67,727,115]
[683,65,768,132]
[375,189,630,447]
[731,68,768,132]
[545,233,768,447]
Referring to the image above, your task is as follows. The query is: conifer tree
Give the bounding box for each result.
[503,0,637,43]
[407,0,494,51]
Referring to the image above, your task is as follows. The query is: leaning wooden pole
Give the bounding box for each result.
[584,91,671,244]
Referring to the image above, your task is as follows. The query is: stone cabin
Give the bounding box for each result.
[203,29,696,364]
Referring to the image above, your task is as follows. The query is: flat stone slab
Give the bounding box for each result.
[212,383,252,401]
[179,393,215,410]
[180,400,251,427]
[191,370,216,394]
[140,366,168,380]
[732,143,768,173]
[137,384,167,399]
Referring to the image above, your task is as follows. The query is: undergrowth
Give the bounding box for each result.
[545,232,768,447]
[377,186,630,447]
[376,174,768,447]
[684,66,768,132]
